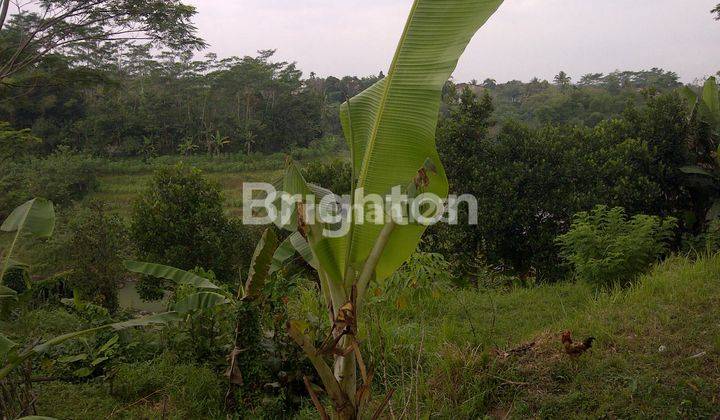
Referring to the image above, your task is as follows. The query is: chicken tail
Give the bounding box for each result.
[583,337,596,349]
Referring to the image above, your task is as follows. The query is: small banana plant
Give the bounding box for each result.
[0,199,181,382]
[124,227,295,413]
[270,0,505,418]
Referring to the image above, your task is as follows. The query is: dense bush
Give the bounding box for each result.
[428,89,690,280]
[0,149,98,218]
[62,201,130,312]
[130,165,256,298]
[557,206,677,287]
[301,158,352,195]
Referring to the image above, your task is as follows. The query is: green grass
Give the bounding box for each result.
[363,255,720,418]
[5,253,720,418]
[88,153,343,217]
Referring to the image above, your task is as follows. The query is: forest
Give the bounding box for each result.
[1,0,720,419]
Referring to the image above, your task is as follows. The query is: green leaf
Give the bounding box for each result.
[337,0,503,282]
[1,198,55,237]
[280,162,345,284]
[707,200,720,221]
[679,165,716,178]
[18,417,58,420]
[58,353,88,364]
[244,228,279,299]
[701,76,719,127]
[270,232,319,274]
[97,334,119,354]
[0,333,18,360]
[123,261,219,289]
[73,367,92,377]
[171,292,229,313]
[91,357,109,366]
[0,285,17,301]
[680,86,699,112]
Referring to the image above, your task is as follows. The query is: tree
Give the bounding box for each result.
[64,200,129,311]
[129,165,255,297]
[0,0,206,82]
[482,78,497,89]
[713,3,720,20]
[554,71,572,90]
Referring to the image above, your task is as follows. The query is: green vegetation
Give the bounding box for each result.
[1,0,719,418]
[557,206,677,287]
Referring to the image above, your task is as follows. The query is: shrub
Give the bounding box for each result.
[301,158,352,195]
[129,165,255,297]
[557,206,677,286]
[0,148,98,217]
[63,201,130,312]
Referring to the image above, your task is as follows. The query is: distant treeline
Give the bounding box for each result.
[0,41,708,157]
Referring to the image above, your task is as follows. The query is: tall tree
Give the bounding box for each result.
[553,71,572,90]
[0,0,206,82]
[713,3,720,20]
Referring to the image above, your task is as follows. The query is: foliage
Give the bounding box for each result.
[368,251,452,309]
[301,159,353,195]
[1,198,55,297]
[677,77,720,228]
[61,201,130,312]
[129,164,255,297]
[0,149,98,218]
[557,206,677,287]
[0,121,40,160]
[0,0,205,81]
[429,88,691,279]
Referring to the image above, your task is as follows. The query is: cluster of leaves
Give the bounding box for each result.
[557,206,677,287]
[61,201,130,312]
[129,164,256,298]
[368,251,453,309]
[301,159,353,195]
[0,148,98,218]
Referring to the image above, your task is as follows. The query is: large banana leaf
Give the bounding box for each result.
[335,0,504,282]
[172,292,230,313]
[701,76,719,128]
[1,198,55,237]
[123,260,219,289]
[0,285,17,300]
[244,228,278,299]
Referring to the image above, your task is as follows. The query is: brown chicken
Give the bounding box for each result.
[561,331,595,356]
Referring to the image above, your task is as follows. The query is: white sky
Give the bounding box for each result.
[186,0,720,83]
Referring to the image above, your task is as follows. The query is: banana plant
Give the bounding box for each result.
[0,198,55,301]
[0,312,180,381]
[680,77,720,221]
[124,228,303,413]
[273,1,505,418]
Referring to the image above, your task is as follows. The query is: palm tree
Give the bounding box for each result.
[554,71,572,91]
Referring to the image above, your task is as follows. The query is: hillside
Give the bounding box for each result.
[14,254,718,418]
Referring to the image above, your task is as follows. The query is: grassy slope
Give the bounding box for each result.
[367,255,720,418]
[6,249,719,418]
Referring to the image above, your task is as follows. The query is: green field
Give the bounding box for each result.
[88,154,342,217]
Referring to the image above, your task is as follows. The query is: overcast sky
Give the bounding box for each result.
[186,0,720,83]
